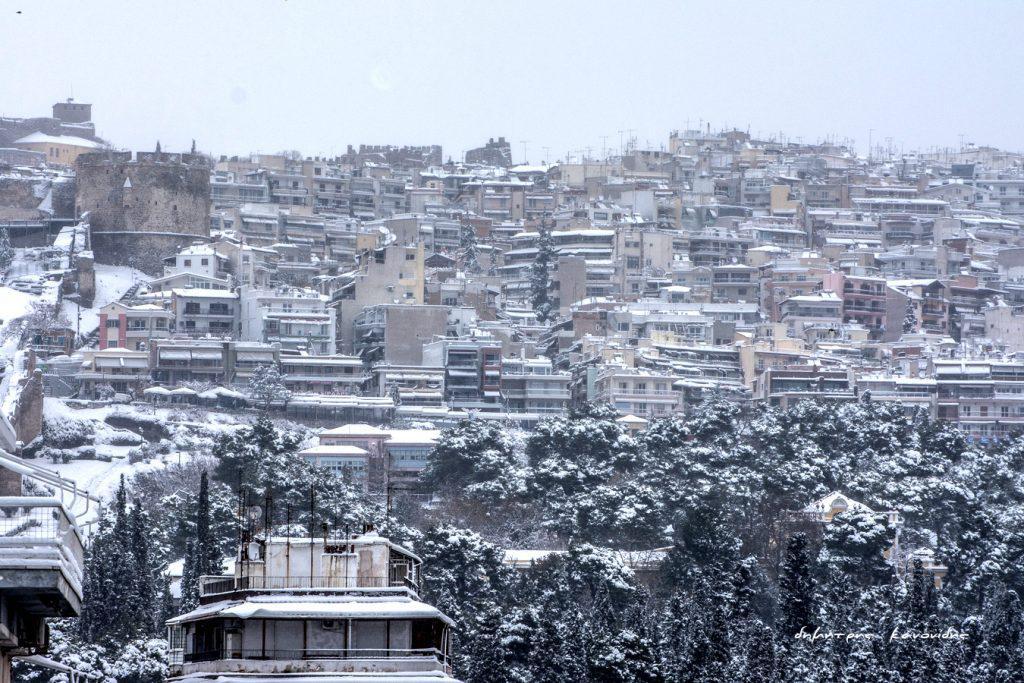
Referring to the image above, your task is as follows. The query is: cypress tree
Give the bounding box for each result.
[180,538,199,612]
[129,497,157,634]
[779,533,816,638]
[530,219,554,323]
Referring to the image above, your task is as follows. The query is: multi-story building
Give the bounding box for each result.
[590,365,681,418]
[279,354,367,395]
[780,292,843,338]
[76,347,151,397]
[753,365,857,409]
[934,359,1024,441]
[98,301,173,350]
[166,531,457,681]
[822,272,888,339]
[422,338,502,412]
[240,286,335,355]
[171,289,239,338]
[499,356,571,415]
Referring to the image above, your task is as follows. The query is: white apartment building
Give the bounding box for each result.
[240,286,336,355]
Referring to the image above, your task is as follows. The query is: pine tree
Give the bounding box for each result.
[0,227,13,272]
[530,219,554,323]
[248,364,291,410]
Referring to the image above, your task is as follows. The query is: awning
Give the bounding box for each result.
[236,352,275,362]
[159,350,191,360]
[191,351,223,360]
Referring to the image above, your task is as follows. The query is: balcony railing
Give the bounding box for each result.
[172,647,448,667]
[0,497,85,606]
[199,573,417,597]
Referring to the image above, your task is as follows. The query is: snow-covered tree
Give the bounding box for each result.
[530,219,555,323]
[0,227,13,273]
[903,298,918,334]
[247,363,291,411]
[461,223,481,274]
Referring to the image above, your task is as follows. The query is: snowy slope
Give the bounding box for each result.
[62,264,150,335]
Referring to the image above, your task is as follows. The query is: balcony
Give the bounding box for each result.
[0,497,84,616]
[199,572,417,598]
[172,647,449,667]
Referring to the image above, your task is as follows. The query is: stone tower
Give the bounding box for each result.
[74,148,211,274]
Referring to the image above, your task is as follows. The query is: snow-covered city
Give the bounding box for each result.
[2,2,1024,681]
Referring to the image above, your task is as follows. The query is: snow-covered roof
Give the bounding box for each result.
[298,444,368,457]
[803,491,874,515]
[14,132,101,148]
[320,423,388,437]
[168,595,454,626]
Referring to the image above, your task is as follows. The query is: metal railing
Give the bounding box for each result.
[0,497,85,598]
[172,647,447,666]
[199,574,418,596]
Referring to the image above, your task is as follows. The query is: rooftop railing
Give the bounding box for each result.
[172,647,448,667]
[0,497,85,602]
[199,573,418,597]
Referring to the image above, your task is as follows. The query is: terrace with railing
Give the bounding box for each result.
[198,571,418,598]
[0,496,85,615]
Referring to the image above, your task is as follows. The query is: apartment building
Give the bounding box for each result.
[98,301,173,350]
[934,359,1024,441]
[240,286,335,355]
[499,356,571,414]
[422,337,502,412]
[77,347,151,397]
[171,288,239,338]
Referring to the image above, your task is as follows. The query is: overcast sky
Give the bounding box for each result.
[3,0,1022,163]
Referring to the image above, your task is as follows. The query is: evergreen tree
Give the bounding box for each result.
[179,538,199,613]
[779,533,817,637]
[737,620,778,683]
[129,497,157,634]
[461,224,481,274]
[247,364,291,410]
[0,227,13,272]
[487,245,498,276]
[179,472,222,611]
[530,219,554,323]
[902,298,917,334]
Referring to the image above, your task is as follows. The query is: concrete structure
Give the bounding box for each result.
[167,531,457,681]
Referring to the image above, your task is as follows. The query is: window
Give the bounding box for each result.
[106,319,120,328]
[201,258,209,266]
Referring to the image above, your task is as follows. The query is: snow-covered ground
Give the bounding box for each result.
[37,398,246,530]
[62,263,150,335]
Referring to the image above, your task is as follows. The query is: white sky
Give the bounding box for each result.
[3,0,1022,163]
